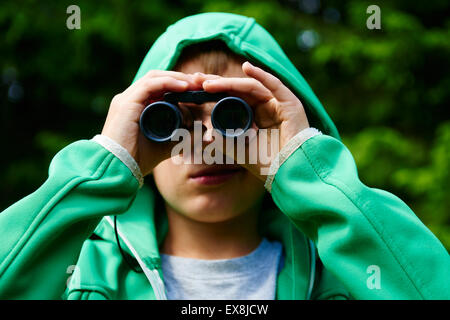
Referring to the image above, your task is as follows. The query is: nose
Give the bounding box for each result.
[190,101,216,145]
[202,116,215,143]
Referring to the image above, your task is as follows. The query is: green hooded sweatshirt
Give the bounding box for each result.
[0,12,448,300]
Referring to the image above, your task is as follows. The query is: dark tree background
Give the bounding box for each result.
[1,0,449,248]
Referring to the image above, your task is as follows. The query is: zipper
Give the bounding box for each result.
[306,239,316,300]
[105,216,167,300]
[105,214,315,300]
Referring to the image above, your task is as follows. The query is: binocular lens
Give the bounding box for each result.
[140,101,181,142]
[140,94,253,142]
[211,97,253,137]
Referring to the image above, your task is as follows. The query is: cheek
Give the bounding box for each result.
[152,158,188,206]
[230,173,266,210]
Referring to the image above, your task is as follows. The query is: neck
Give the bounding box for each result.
[160,205,262,260]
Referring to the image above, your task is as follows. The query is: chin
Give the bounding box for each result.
[183,193,247,223]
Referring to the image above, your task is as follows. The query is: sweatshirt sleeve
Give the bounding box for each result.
[268,133,450,300]
[0,139,139,299]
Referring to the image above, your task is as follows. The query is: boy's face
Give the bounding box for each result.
[152,59,266,223]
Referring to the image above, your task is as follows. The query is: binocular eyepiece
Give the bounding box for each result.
[139,91,253,142]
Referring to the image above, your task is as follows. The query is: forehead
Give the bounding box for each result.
[175,59,246,78]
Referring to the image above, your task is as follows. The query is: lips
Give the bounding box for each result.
[188,165,244,185]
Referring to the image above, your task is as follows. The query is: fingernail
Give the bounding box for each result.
[177,80,188,86]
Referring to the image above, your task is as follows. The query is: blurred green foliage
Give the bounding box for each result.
[1,0,449,248]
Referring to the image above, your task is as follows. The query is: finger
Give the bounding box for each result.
[202,77,281,129]
[242,61,297,102]
[140,69,197,84]
[202,77,274,104]
[125,70,200,96]
[129,76,191,104]
[191,72,222,87]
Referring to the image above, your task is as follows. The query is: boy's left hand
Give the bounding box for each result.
[197,61,310,180]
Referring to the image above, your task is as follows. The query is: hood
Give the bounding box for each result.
[91,12,337,300]
[133,12,339,138]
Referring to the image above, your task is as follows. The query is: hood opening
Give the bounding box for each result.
[133,13,339,139]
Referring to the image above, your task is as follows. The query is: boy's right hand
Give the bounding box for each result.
[101,70,201,177]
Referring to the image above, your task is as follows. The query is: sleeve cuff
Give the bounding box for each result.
[91,135,144,188]
[264,127,322,192]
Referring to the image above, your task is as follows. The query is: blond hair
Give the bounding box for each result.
[173,40,246,75]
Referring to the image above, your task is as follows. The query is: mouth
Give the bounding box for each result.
[188,165,244,186]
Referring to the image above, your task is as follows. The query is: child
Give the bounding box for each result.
[0,12,448,300]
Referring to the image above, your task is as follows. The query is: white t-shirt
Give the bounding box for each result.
[160,238,283,300]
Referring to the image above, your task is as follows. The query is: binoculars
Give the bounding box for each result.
[139,91,253,142]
